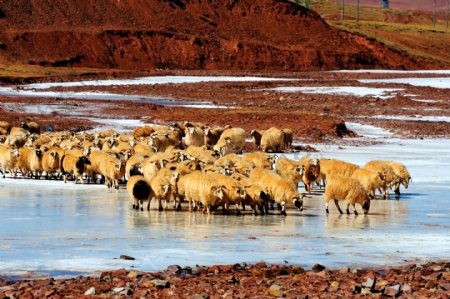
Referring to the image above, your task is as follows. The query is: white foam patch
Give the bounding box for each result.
[265,86,403,98]
[359,77,450,89]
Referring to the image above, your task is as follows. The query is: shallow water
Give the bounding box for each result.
[1,127,449,277]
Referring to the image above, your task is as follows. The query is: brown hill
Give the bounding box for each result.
[0,0,427,71]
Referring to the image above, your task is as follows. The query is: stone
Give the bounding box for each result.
[269,284,283,297]
[227,275,239,284]
[384,285,400,297]
[425,280,437,289]
[112,268,127,278]
[151,279,170,288]
[119,255,135,260]
[166,265,182,276]
[330,281,339,288]
[339,267,350,274]
[254,261,267,269]
[112,287,125,294]
[219,265,233,273]
[440,282,450,291]
[312,264,325,272]
[402,283,412,295]
[362,277,376,291]
[127,270,139,279]
[84,287,96,295]
[0,291,5,299]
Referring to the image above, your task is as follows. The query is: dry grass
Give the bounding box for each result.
[289,0,450,66]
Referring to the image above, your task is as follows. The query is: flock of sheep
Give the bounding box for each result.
[0,120,411,216]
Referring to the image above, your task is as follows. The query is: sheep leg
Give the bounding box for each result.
[325,201,329,214]
[235,204,241,216]
[280,202,287,216]
[346,202,351,215]
[146,199,151,211]
[353,204,358,215]
[334,200,343,214]
[64,174,68,183]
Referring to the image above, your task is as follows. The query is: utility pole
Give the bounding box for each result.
[356,0,360,24]
[433,0,437,26]
[341,0,345,21]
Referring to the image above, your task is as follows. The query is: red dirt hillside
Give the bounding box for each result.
[0,0,427,71]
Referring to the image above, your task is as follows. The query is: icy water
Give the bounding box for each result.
[0,126,449,278]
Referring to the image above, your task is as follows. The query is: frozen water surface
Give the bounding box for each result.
[359,77,450,89]
[333,70,450,75]
[265,86,403,98]
[1,123,449,277]
[24,76,296,90]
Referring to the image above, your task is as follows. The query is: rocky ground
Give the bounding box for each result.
[1,261,449,298]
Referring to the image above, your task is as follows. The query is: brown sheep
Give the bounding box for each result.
[184,126,205,147]
[351,168,386,199]
[281,128,293,151]
[127,175,154,211]
[260,127,284,153]
[42,146,64,179]
[0,121,11,134]
[7,127,29,148]
[213,128,246,156]
[60,155,91,184]
[133,126,155,139]
[177,171,224,214]
[275,156,305,188]
[250,129,265,149]
[204,127,225,146]
[20,121,40,134]
[149,167,179,211]
[98,156,126,189]
[364,161,400,198]
[210,172,247,215]
[0,146,19,178]
[299,157,321,192]
[242,151,275,169]
[324,175,370,215]
[376,160,411,195]
[17,148,43,179]
[249,168,303,216]
[319,158,360,187]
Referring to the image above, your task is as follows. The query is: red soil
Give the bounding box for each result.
[0,0,430,71]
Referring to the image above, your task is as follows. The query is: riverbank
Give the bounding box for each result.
[1,261,449,298]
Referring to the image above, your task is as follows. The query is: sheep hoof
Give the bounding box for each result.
[325,208,329,214]
[346,210,350,215]
[354,211,358,215]
[141,207,144,211]
[158,207,163,211]
[132,204,136,209]
[236,210,241,216]
[281,210,287,216]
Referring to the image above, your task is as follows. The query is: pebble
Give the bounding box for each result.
[84,287,96,295]
[112,287,125,294]
[151,279,170,288]
[119,254,135,260]
[269,284,283,297]
[384,285,400,297]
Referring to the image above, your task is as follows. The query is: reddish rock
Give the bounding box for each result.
[112,268,127,278]
[219,265,233,273]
